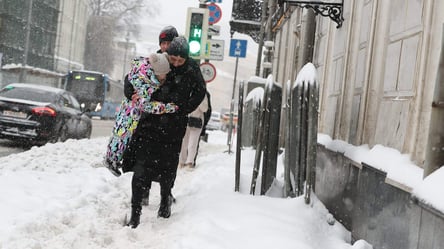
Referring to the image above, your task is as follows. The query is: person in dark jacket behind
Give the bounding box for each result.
[157,25,178,53]
[200,90,212,142]
[122,36,206,228]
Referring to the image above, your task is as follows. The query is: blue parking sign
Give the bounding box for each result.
[229,39,247,58]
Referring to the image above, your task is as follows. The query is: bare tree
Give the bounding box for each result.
[87,0,157,33]
[84,0,157,74]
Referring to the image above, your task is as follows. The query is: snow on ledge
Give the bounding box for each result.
[2,63,65,77]
[294,62,317,87]
[318,133,444,214]
[412,167,444,214]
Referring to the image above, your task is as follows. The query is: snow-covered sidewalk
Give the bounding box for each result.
[0,131,369,249]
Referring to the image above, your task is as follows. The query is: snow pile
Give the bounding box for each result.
[0,131,367,249]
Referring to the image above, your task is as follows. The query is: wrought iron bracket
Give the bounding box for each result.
[284,0,344,28]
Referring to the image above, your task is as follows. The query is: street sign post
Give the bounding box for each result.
[229,39,247,58]
[205,39,224,61]
[226,39,248,153]
[200,62,217,83]
[207,3,222,25]
[208,25,221,36]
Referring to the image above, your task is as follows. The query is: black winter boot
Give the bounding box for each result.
[158,195,173,218]
[126,207,141,228]
[103,159,122,177]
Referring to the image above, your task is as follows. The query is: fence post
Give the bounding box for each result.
[304,72,319,204]
[284,81,295,197]
[250,92,266,195]
[260,78,282,195]
[292,80,305,196]
[235,80,244,192]
[287,63,319,203]
[250,76,273,195]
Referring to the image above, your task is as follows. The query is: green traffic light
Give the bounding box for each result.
[189,40,201,54]
[187,12,206,57]
[192,28,202,38]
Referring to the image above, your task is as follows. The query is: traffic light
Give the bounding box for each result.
[185,8,209,59]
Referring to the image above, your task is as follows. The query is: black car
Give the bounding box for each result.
[0,83,92,145]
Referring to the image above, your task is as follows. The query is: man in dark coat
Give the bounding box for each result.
[120,26,178,207]
[122,36,206,228]
[144,25,178,206]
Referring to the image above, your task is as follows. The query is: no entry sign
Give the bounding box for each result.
[200,62,217,83]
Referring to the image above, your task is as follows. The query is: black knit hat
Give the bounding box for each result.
[167,36,189,59]
[159,26,178,45]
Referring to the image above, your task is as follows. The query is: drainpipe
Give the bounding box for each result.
[423,23,444,178]
[298,9,316,70]
[262,0,276,78]
[256,0,268,76]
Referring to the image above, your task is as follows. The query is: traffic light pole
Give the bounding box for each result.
[226,56,239,154]
[199,1,210,63]
[186,7,208,59]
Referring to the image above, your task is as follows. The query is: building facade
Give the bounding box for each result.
[0,0,60,71]
[0,0,90,86]
[54,0,90,73]
[270,0,444,167]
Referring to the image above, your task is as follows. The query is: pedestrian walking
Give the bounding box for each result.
[104,52,177,176]
[122,36,206,228]
[179,94,208,168]
[140,25,179,205]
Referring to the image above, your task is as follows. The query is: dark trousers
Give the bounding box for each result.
[130,140,181,208]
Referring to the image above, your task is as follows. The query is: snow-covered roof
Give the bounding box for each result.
[2,64,65,77]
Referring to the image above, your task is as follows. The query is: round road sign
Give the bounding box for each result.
[200,62,216,83]
[207,3,222,25]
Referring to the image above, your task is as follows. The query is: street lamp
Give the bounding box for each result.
[122,31,130,79]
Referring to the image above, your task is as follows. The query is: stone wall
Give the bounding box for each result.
[316,144,444,249]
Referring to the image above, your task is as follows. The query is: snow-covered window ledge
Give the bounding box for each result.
[318,133,444,215]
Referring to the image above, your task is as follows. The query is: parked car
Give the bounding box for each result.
[0,83,92,145]
[206,111,221,130]
[221,112,238,132]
